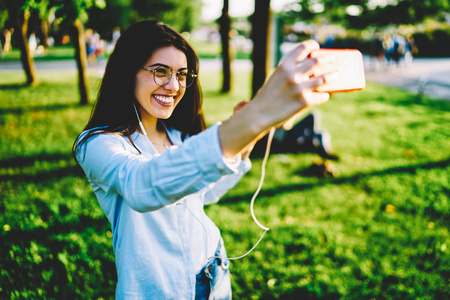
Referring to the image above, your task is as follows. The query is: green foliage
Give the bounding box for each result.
[0,1,8,30]
[360,0,450,27]
[414,29,450,57]
[50,0,106,23]
[86,0,133,39]
[0,0,33,24]
[130,0,201,32]
[283,0,450,29]
[85,0,202,40]
[0,68,449,299]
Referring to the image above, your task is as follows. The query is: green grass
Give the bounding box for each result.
[0,67,449,299]
[189,39,252,60]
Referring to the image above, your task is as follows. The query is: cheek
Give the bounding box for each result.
[134,78,144,98]
[134,80,153,102]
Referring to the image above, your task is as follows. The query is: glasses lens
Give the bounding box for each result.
[150,67,196,88]
[153,67,171,86]
[178,70,196,88]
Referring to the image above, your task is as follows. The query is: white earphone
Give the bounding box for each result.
[133,102,148,137]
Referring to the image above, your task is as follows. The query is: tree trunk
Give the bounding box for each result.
[40,19,50,49]
[218,0,231,93]
[250,0,271,98]
[16,9,38,86]
[72,19,90,105]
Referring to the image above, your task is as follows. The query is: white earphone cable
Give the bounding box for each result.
[250,127,275,232]
[208,127,275,261]
[133,103,148,137]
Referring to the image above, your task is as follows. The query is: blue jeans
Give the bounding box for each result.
[195,239,231,300]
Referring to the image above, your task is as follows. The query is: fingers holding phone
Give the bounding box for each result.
[309,49,366,93]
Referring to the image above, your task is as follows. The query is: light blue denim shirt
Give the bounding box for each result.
[76,123,251,299]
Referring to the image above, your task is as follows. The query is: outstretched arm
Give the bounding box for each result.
[218,40,335,159]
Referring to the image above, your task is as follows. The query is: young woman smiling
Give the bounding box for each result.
[73,20,333,299]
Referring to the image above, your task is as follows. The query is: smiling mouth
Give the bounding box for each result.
[153,94,174,106]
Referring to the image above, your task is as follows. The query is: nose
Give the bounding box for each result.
[164,72,180,91]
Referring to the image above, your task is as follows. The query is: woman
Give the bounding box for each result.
[73,20,333,299]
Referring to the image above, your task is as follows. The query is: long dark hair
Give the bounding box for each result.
[73,20,206,161]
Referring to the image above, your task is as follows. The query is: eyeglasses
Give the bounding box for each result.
[140,65,197,88]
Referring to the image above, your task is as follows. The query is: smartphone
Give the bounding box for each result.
[309,49,366,93]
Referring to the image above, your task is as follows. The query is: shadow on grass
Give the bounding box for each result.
[0,153,115,297]
[0,164,85,183]
[0,152,86,183]
[0,207,116,298]
[0,102,83,115]
[0,152,73,168]
[221,157,450,205]
[0,83,29,90]
[259,288,340,300]
[364,85,450,110]
[391,94,450,110]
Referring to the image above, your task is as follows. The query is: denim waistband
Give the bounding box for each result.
[196,239,229,278]
[195,239,230,299]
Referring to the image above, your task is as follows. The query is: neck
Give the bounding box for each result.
[149,123,171,151]
[139,116,159,136]
[143,119,168,144]
[137,112,170,149]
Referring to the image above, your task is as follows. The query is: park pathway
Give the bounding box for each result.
[362,56,450,101]
[1,56,449,100]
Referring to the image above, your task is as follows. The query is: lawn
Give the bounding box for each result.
[0,66,449,299]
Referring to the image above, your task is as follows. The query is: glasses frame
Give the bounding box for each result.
[140,66,197,88]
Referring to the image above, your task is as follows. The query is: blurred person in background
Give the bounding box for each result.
[370,31,386,70]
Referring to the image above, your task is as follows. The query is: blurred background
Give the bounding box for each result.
[1,0,450,98]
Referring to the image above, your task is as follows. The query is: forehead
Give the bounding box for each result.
[145,46,188,69]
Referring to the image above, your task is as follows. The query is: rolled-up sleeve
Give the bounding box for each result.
[77,124,241,212]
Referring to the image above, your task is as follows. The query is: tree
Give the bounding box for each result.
[86,0,132,39]
[217,0,232,93]
[131,0,201,33]
[250,0,271,97]
[51,0,105,105]
[34,0,52,49]
[1,0,40,86]
[84,0,203,40]
[284,0,450,29]
[362,0,450,27]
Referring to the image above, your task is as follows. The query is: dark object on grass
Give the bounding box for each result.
[251,112,339,161]
[301,161,339,178]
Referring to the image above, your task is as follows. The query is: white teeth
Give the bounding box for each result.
[154,95,174,104]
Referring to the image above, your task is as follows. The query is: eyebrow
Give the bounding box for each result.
[148,63,188,71]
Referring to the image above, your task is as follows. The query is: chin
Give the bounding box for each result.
[156,112,174,120]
